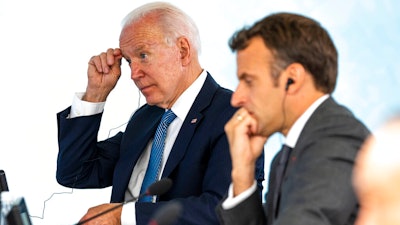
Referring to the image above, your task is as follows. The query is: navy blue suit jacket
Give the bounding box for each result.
[57,74,265,225]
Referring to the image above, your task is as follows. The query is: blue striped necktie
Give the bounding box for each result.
[139,110,176,202]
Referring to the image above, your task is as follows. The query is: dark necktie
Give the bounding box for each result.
[272,144,292,219]
[139,110,176,202]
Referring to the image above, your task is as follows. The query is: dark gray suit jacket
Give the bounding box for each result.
[216,97,370,225]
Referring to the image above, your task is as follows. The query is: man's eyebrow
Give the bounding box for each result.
[120,45,146,60]
[238,72,250,80]
[133,45,147,52]
[133,42,158,53]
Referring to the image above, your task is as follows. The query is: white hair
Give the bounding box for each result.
[121,1,201,54]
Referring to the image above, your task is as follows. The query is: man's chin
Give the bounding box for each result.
[258,128,276,138]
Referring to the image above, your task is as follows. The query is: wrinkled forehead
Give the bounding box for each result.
[119,21,166,50]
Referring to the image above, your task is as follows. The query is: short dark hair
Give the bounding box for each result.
[229,12,338,93]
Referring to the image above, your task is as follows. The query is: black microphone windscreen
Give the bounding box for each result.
[148,201,182,225]
[0,170,9,192]
[147,178,172,196]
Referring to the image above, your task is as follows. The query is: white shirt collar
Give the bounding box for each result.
[169,69,207,122]
[285,94,329,148]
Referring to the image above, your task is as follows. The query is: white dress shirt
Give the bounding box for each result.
[222,94,329,209]
[70,70,208,224]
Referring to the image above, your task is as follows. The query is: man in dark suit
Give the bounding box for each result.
[56,2,265,225]
[216,12,370,225]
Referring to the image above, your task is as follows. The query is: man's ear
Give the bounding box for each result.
[284,63,305,92]
[177,37,191,65]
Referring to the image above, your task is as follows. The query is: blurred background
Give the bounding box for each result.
[0,0,399,224]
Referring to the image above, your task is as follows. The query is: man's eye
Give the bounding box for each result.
[244,78,252,85]
[140,53,147,59]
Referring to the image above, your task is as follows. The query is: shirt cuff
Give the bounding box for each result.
[69,92,105,118]
[221,180,257,210]
[121,202,136,225]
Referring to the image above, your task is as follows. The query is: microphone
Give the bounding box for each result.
[148,201,182,225]
[145,178,172,199]
[75,178,173,225]
[0,170,9,192]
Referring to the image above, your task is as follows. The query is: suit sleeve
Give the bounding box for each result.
[216,188,266,225]
[56,107,122,188]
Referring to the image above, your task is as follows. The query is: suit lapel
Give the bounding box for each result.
[266,151,280,224]
[162,73,219,177]
[268,97,337,218]
[112,106,164,202]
